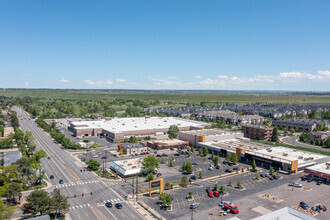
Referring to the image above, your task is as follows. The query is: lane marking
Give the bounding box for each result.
[94,208,110,220]
[90,208,101,220]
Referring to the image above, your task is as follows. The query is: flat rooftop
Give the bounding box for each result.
[305,162,330,175]
[252,207,318,220]
[71,117,210,134]
[201,139,326,165]
[112,158,143,170]
[148,139,188,145]
[180,128,241,136]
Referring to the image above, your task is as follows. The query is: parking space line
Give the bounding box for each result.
[197,192,201,203]
[176,199,180,209]
[201,192,206,202]
[182,197,186,207]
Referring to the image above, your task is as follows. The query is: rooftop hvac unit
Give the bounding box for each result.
[298,156,303,159]
[326,166,329,170]
[283,153,288,156]
[122,123,125,126]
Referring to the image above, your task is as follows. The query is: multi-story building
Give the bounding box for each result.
[117,143,148,156]
[241,125,273,141]
[272,118,329,131]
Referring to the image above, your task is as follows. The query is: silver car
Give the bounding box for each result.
[190,203,199,209]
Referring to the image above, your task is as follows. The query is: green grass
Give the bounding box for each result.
[251,139,330,156]
[1,89,330,104]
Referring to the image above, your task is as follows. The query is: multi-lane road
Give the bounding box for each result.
[14,107,144,220]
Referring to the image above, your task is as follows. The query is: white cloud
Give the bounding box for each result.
[115,79,126,83]
[168,76,178,79]
[59,79,69,83]
[217,75,229,79]
[195,75,202,79]
[84,79,113,86]
[23,82,29,86]
[318,70,330,77]
[278,71,330,82]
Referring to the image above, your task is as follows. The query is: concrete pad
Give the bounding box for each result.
[252,206,272,215]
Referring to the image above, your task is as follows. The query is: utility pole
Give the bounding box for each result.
[136,173,139,202]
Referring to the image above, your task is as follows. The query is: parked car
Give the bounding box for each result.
[50,175,54,180]
[192,162,198,165]
[190,175,197,180]
[208,167,214,171]
[156,154,161,157]
[105,202,112,208]
[317,204,327,211]
[268,176,274,180]
[233,167,239,171]
[225,169,232,173]
[299,202,309,210]
[223,161,227,164]
[289,183,302,188]
[208,191,214,198]
[115,203,123,209]
[272,175,278,180]
[224,202,239,214]
[216,165,220,169]
[157,173,162,177]
[218,201,229,207]
[162,153,168,157]
[260,173,266,178]
[213,191,220,197]
[301,175,308,181]
[317,180,322,185]
[59,179,64,184]
[91,155,98,158]
[307,177,313,182]
[190,202,199,209]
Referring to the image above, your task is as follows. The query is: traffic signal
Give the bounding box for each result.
[90,192,93,195]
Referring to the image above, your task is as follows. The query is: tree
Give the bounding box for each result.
[169,160,173,167]
[226,152,231,162]
[198,148,203,156]
[164,182,171,190]
[213,184,218,191]
[129,136,138,143]
[22,190,52,215]
[0,200,14,220]
[168,125,179,139]
[255,172,260,180]
[271,127,279,142]
[159,193,173,207]
[199,170,203,179]
[269,166,275,175]
[146,173,154,181]
[211,151,214,159]
[142,155,159,174]
[203,147,208,157]
[228,179,232,186]
[160,158,165,164]
[236,180,242,189]
[252,159,257,170]
[5,183,22,202]
[50,189,69,217]
[180,176,189,187]
[182,161,193,174]
[86,159,100,170]
[325,137,330,147]
[23,131,32,144]
[230,153,238,164]
[219,185,226,194]
[213,155,219,166]
[190,146,194,153]
[188,191,193,199]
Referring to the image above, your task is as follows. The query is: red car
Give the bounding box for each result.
[208,191,214,198]
[213,191,220,197]
[224,202,239,214]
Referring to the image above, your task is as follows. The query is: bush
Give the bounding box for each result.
[180,176,189,188]
[146,173,154,181]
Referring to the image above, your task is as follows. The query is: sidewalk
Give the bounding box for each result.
[127,195,165,220]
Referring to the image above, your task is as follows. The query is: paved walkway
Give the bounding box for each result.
[127,195,165,220]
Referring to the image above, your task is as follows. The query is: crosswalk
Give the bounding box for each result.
[69,203,91,210]
[97,198,122,207]
[55,180,100,188]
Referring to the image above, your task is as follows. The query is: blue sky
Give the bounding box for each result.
[1,0,330,91]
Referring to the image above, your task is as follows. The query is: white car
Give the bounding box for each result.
[289,182,302,188]
[208,167,214,171]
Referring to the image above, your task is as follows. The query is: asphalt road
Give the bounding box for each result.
[14,107,144,220]
[282,136,330,152]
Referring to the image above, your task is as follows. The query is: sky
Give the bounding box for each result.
[0,0,330,91]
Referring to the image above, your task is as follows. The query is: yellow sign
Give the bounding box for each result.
[149,178,164,197]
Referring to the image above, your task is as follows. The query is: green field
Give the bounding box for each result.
[0,89,330,104]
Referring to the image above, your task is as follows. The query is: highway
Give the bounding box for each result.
[13,107,144,220]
